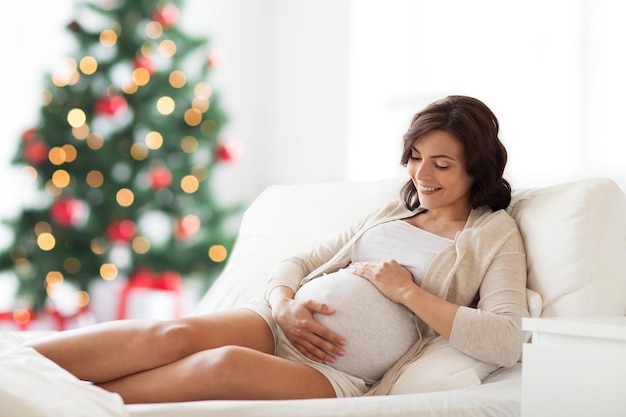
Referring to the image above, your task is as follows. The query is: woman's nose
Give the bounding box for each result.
[415,162,432,180]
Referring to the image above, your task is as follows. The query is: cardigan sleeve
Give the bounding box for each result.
[263,201,412,301]
[448,229,529,366]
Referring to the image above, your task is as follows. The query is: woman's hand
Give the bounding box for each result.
[348,259,415,304]
[269,289,346,364]
[350,260,459,340]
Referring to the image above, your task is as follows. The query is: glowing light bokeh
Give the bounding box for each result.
[77,291,90,307]
[116,188,135,207]
[158,39,176,57]
[86,170,104,188]
[52,58,80,87]
[156,96,175,115]
[180,175,199,193]
[86,133,104,150]
[145,131,163,150]
[100,263,118,280]
[90,238,107,255]
[121,79,139,94]
[72,124,90,140]
[100,29,118,47]
[34,222,52,235]
[132,236,150,254]
[37,233,56,251]
[79,56,98,74]
[13,309,31,325]
[67,108,87,128]
[145,21,163,39]
[180,136,198,153]
[46,271,64,289]
[169,70,186,88]
[48,147,67,165]
[51,169,71,188]
[184,108,202,126]
[132,67,150,86]
[192,97,209,113]
[130,143,149,160]
[208,245,228,262]
[194,82,212,98]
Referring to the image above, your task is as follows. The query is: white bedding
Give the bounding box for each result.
[0,333,521,417]
[0,333,128,417]
[125,367,522,417]
[0,330,521,417]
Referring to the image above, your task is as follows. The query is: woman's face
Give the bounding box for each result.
[406,130,474,219]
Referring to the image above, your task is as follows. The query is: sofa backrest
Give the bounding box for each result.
[195,178,406,313]
[194,177,626,318]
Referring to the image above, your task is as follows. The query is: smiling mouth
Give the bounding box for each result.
[418,185,441,192]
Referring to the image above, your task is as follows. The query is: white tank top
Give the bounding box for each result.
[294,220,451,384]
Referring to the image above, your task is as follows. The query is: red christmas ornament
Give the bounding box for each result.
[21,128,40,143]
[173,215,200,241]
[152,4,179,28]
[148,166,172,190]
[215,140,243,163]
[106,219,137,243]
[23,141,49,165]
[133,55,155,75]
[50,198,85,228]
[94,95,128,117]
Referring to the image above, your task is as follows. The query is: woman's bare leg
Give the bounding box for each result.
[99,345,336,403]
[24,309,274,383]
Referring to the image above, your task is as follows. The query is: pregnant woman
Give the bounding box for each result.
[25,95,529,403]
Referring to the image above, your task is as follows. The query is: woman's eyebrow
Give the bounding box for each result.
[411,146,457,161]
[431,154,457,161]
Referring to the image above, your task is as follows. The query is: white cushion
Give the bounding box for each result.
[508,178,626,317]
[389,337,499,395]
[0,334,128,417]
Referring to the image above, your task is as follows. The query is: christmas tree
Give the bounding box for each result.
[0,0,242,320]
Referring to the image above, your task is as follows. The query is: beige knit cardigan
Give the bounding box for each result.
[264,200,529,395]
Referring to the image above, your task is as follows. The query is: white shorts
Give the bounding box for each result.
[239,298,369,398]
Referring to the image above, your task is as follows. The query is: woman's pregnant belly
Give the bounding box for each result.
[294,269,419,384]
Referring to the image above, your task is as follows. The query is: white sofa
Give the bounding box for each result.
[1,177,625,417]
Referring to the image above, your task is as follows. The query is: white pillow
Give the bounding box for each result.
[0,334,128,417]
[508,178,626,317]
[389,337,499,395]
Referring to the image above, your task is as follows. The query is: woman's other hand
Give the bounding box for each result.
[269,287,346,363]
[350,260,459,340]
[348,259,415,304]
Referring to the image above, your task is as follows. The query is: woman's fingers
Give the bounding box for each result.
[303,300,347,348]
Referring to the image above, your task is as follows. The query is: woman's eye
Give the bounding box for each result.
[435,164,449,170]
[410,154,421,161]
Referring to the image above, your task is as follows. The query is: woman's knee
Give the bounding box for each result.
[135,319,198,357]
[192,346,248,380]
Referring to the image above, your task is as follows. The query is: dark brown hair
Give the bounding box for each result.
[400,95,511,211]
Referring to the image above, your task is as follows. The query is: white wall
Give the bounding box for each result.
[196,0,626,195]
[347,0,626,190]
[183,0,351,205]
